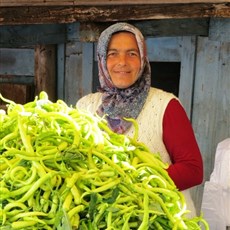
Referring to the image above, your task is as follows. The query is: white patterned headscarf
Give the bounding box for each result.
[96,22,151,134]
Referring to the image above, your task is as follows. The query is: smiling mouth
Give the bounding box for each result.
[114,70,131,74]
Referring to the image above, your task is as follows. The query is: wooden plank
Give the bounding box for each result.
[0,24,67,48]
[64,42,93,105]
[178,36,197,119]
[82,42,93,97]
[0,23,80,48]
[0,0,228,7]
[193,37,221,181]
[146,37,181,62]
[0,19,209,46]
[0,2,229,25]
[64,41,83,105]
[67,23,80,42]
[0,48,34,75]
[80,19,209,42]
[57,44,65,100]
[34,45,57,101]
[0,75,34,84]
[209,18,230,42]
[214,43,230,145]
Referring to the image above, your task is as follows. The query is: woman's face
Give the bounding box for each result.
[106,32,141,89]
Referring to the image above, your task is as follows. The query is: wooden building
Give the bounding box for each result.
[0,0,230,215]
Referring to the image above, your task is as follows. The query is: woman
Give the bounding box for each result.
[77,22,203,217]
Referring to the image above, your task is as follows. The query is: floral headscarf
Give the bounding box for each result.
[96,22,151,134]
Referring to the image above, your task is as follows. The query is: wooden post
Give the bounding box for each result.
[34,45,57,102]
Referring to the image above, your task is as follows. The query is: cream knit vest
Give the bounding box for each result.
[77,87,196,217]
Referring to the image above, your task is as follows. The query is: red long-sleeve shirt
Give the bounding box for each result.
[163,99,203,191]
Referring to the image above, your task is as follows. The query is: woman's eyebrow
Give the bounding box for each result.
[108,48,139,52]
[128,48,139,52]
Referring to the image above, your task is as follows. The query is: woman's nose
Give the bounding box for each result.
[117,54,127,65]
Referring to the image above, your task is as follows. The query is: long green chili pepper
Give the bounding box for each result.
[0,92,209,230]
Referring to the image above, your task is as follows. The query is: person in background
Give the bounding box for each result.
[76,22,203,217]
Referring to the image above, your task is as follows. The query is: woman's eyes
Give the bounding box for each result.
[107,51,139,57]
[107,51,117,57]
[129,51,139,57]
